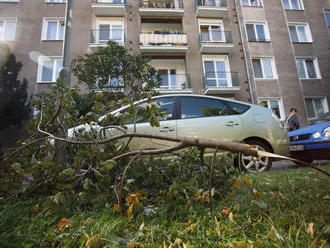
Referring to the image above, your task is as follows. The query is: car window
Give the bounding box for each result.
[124,97,174,124]
[314,112,330,124]
[180,97,228,119]
[225,101,250,114]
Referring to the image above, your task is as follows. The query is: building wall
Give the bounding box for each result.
[0,0,329,125]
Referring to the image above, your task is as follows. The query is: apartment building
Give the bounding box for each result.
[0,0,329,125]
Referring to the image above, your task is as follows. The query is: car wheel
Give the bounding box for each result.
[238,140,272,173]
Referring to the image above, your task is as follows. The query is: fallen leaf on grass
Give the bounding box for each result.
[252,188,261,197]
[220,208,231,215]
[57,218,72,231]
[306,223,314,238]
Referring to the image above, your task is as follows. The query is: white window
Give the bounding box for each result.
[258,98,285,120]
[45,0,66,3]
[241,0,263,7]
[42,18,65,41]
[282,0,303,10]
[199,20,225,43]
[0,0,20,2]
[305,97,328,119]
[324,10,330,28]
[288,23,312,43]
[295,58,321,79]
[252,57,277,79]
[94,19,124,44]
[37,57,62,83]
[0,18,16,41]
[202,55,232,87]
[245,22,270,42]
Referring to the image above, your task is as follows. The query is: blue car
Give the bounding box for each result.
[288,112,330,163]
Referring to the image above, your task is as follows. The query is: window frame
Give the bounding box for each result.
[198,19,225,43]
[282,0,304,10]
[45,0,66,3]
[295,57,321,80]
[95,18,124,44]
[251,56,278,80]
[37,56,63,83]
[202,55,233,87]
[41,17,65,41]
[304,97,329,120]
[287,22,312,43]
[258,98,285,120]
[245,21,270,42]
[241,0,263,7]
[0,18,17,41]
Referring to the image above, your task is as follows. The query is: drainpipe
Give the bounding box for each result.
[233,0,254,104]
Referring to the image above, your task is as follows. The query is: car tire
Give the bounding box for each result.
[237,140,272,173]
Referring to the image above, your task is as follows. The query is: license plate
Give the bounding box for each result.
[290,145,304,151]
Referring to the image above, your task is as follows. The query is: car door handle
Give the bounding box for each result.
[160,127,175,133]
[225,121,240,127]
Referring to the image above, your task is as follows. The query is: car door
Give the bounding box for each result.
[176,96,242,143]
[124,96,178,150]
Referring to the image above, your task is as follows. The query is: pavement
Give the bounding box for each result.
[272,159,330,170]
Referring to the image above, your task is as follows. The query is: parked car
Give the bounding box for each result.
[68,94,289,172]
[288,111,330,163]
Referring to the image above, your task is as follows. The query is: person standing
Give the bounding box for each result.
[284,108,300,131]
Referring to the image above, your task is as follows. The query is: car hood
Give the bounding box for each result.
[288,121,330,136]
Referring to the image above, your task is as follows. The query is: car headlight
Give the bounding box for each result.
[323,127,330,137]
[312,132,321,139]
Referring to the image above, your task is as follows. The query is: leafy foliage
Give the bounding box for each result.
[0,53,30,130]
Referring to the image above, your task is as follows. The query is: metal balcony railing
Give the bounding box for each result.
[140,32,187,46]
[158,74,191,90]
[195,0,227,8]
[139,0,184,9]
[199,31,233,43]
[90,29,125,44]
[203,72,239,88]
[93,0,126,3]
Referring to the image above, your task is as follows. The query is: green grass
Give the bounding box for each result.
[1,165,329,248]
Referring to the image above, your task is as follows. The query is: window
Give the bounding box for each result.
[203,56,232,87]
[42,18,65,40]
[305,98,328,119]
[38,57,62,83]
[241,0,262,7]
[199,19,225,43]
[0,0,20,2]
[0,18,16,41]
[282,0,303,10]
[288,23,312,43]
[45,0,66,3]
[180,97,228,119]
[324,10,330,27]
[258,98,284,120]
[252,57,277,79]
[95,19,124,44]
[246,22,269,42]
[295,58,320,79]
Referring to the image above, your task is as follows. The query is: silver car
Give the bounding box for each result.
[69,94,289,172]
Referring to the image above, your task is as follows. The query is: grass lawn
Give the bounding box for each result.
[0,164,329,248]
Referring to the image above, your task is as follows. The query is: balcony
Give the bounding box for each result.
[199,31,233,54]
[203,72,241,95]
[195,0,228,18]
[91,0,126,16]
[140,32,188,53]
[157,74,192,93]
[89,29,125,51]
[139,0,184,17]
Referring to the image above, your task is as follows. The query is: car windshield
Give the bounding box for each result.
[313,112,330,124]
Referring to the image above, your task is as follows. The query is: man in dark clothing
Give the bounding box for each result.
[285,108,300,131]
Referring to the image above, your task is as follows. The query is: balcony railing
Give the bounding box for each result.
[200,31,233,44]
[195,0,227,8]
[90,29,125,45]
[93,0,126,3]
[158,74,191,90]
[139,0,184,9]
[140,32,187,46]
[203,72,239,88]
